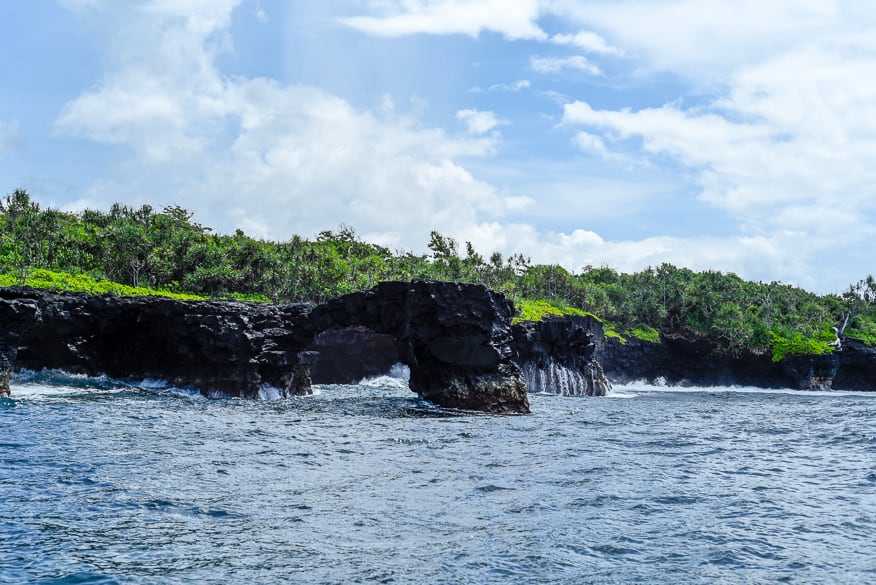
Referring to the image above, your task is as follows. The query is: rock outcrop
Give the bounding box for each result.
[512,315,611,396]
[829,338,876,390]
[598,330,873,391]
[2,289,40,398]
[0,352,11,398]
[311,280,529,413]
[11,277,871,407]
[0,286,314,399]
[0,281,530,413]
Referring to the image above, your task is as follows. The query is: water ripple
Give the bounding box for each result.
[2,380,876,583]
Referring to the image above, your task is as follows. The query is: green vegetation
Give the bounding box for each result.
[514,298,598,323]
[845,320,876,346]
[604,329,627,344]
[0,268,270,302]
[3,189,876,360]
[629,324,661,343]
[770,326,837,362]
[0,269,206,300]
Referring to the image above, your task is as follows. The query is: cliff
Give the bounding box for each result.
[598,330,874,391]
[0,286,314,398]
[7,280,868,408]
[0,281,530,414]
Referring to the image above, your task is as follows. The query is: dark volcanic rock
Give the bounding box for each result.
[6,279,875,403]
[512,315,611,396]
[598,330,874,391]
[832,338,876,390]
[0,281,530,413]
[0,352,10,398]
[0,286,314,398]
[0,293,37,397]
[598,333,749,387]
[313,280,529,413]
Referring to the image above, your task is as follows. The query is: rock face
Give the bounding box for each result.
[598,331,872,391]
[0,352,11,398]
[6,279,874,404]
[0,281,530,413]
[512,315,611,396]
[831,339,876,390]
[1,290,40,398]
[0,286,314,398]
[311,280,529,413]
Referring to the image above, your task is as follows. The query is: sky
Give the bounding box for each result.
[1,0,875,293]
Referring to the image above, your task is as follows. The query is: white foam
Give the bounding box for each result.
[359,375,410,389]
[137,378,170,390]
[611,382,876,397]
[358,362,411,389]
[8,384,87,399]
[605,391,639,399]
[257,384,282,401]
[115,377,204,399]
[388,362,411,381]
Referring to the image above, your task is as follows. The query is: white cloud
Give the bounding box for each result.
[205,81,511,241]
[456,109,502,134]
[542,1,876,289]
[55,1,518,248]
[339,0,546,40]
[562,32,876,270]
[550,30,621,55]
[55,0,240,163]
[488,79,531,92]
[552,0,850,78]
[57,71,206,163]
[572,131,607,157]
[458,221,804,286]
[530,55,601,75]
[53,0,876,291]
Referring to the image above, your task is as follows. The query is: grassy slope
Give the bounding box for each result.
[0,269,269,302]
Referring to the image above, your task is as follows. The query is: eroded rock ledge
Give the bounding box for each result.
[598,331,876,391]
[0,286,314,398]
[0,281,529,413]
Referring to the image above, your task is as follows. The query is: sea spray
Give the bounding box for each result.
[358,362,411,389]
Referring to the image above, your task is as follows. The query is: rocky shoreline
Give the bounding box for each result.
[0,281,536,413]
[599,330,876,392]
[2,281,874,409]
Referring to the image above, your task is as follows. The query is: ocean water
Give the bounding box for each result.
[2,371,875,584]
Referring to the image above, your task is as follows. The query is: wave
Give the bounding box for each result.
[358,362,411,389]
[611,381,876,398]
[9,369,203,401]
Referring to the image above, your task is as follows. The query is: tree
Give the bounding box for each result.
[428,231,462,280]
[0,189,52,282]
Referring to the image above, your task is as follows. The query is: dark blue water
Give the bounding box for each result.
[2,372,875,584]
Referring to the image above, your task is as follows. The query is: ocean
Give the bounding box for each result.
[2,370,875,584]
